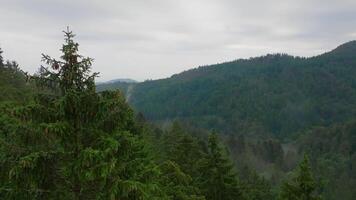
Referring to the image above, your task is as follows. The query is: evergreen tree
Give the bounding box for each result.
[0,48,32,103]
[0,29,162,199]
[239,166,274,200]
[159,161,205,200]
[160,122,206,199]
[0,47,4,66]
[279,154,321,200]
[197,132,243,200]
[163,122,205,178]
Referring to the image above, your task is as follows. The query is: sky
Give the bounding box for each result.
[1,0,356,82]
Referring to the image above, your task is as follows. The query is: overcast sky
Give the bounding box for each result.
[1,0,356,81]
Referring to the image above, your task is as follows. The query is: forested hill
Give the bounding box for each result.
[107,41,356,138]
[1,33,354,199]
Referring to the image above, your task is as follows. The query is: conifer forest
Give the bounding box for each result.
[1,1,356,199]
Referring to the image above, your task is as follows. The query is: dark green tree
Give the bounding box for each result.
[0,48,33,103]
[239,166,274,200]
[163,122,205,177]
[279,154,321,200]
[0,29,162,199]
[159,122,206,199]
[159,161,205,200]
[197,132,243,200]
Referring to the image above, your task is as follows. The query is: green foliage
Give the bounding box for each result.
[197,132,243,200]
[159,161,205,200]
[0,49,33,103]
[279,154,321,200]
[96,41,356,199]
[162,122,205,177]
[298,120,356,200]
[0,30,162,199]
[240,166,274,200]
[1,32,355,200]
[156,122,206,199]
[110,41,356,138]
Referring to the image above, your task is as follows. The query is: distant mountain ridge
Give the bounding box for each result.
[96,78,137,85]
[96,78,137,93]
[100,41,356,138]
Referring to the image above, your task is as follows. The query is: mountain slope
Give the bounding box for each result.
[96,79,137,93]
[107,41,356,137]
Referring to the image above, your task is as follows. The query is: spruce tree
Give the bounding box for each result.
[0,29,162,199]
[0,48,32,103]
[197,132,243,200]
[160,122,206,199]
[279,154,321,200]
[240,166,274,200]
[163,122,205,177]
[159,161,205,200]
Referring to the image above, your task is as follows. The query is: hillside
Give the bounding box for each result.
[96,80,134,94]
[107,41,356,138]
[1,37,355,200]
[0,35,280,200]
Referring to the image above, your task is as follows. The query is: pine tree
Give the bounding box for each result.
[159,161,205,200]
[160,122,206,199]
[0,29,162,199]
[240,166,274,200]
[163,122,205,177]
[279,154,322,200]
[197,132,243,200]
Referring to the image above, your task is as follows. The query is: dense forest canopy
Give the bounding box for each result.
[101,41,356,139]
[0,31,355,199]
[97,41,356,199]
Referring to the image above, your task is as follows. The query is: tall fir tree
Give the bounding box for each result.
[159,160,205,200]
[279,154,321,200]
[0,29,163,199]
[197,132,243,200]
[163,122,205,178]
[160,122,206,199]
[239,166,274,200]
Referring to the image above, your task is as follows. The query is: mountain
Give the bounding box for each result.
[96,78,137,92]
[97,78,138,84]
[103,41,356,138]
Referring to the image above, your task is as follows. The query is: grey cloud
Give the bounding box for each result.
[0,0,355,81]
